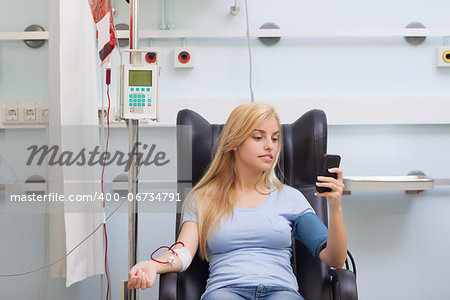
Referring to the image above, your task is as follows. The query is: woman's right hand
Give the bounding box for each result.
[127,261,158,290]
[127,222,199,290]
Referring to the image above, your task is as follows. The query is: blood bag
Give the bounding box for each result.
[88,0,117,65]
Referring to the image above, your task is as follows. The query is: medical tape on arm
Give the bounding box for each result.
[151,242,193,272]
[173,247,193,272]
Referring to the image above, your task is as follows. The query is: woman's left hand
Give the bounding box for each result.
[315,168,345,210]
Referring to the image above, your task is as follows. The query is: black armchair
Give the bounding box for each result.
[159,108,358,300]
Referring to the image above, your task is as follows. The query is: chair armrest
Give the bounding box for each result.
[159,272,177,300]
[329,269,358,300]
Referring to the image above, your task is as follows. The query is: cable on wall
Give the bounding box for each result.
[244,0,255,103]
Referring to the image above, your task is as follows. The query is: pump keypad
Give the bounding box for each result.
[128,87,152,108]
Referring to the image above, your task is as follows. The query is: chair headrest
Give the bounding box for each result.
[176,108,327,187]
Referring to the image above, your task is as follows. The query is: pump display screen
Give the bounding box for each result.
[129,70,152,86]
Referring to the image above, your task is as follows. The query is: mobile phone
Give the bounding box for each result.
[316,154,341,193]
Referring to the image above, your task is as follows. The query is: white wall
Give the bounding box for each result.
[1,0,450,299]
[328,124,450,299]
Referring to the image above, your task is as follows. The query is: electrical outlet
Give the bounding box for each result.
[41,108,49,122]
[3,99,48,125]
[98,107,108,124]
[98,106,124,125]
[3,99,19,124]
[174,47,195,68]
[37,100,49,124]
[437,47,450,67]
[23,109,36,121]
[20,99,37,123]
[6,108,18,121]
[230,5,240,15]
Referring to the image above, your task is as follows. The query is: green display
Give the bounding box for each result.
[129,70,152,87]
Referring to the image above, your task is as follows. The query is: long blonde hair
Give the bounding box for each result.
[182,103,283,261]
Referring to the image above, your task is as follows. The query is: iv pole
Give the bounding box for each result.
[128,0,139,299]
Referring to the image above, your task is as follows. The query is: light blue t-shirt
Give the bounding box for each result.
[182,185,323,294]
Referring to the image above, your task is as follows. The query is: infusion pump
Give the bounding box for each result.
[119,49,159,120]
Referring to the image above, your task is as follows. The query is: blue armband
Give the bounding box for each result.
[292,212,328,258]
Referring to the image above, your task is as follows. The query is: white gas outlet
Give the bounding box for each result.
[174,47,195,68]
[144,48,161,66]
[437,47,450,67]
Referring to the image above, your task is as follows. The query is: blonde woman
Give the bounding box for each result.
[128,103,347,300]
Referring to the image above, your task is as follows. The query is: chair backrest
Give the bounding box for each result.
[174,108,332,300]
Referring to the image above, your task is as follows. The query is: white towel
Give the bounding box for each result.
[48,0,105,287]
